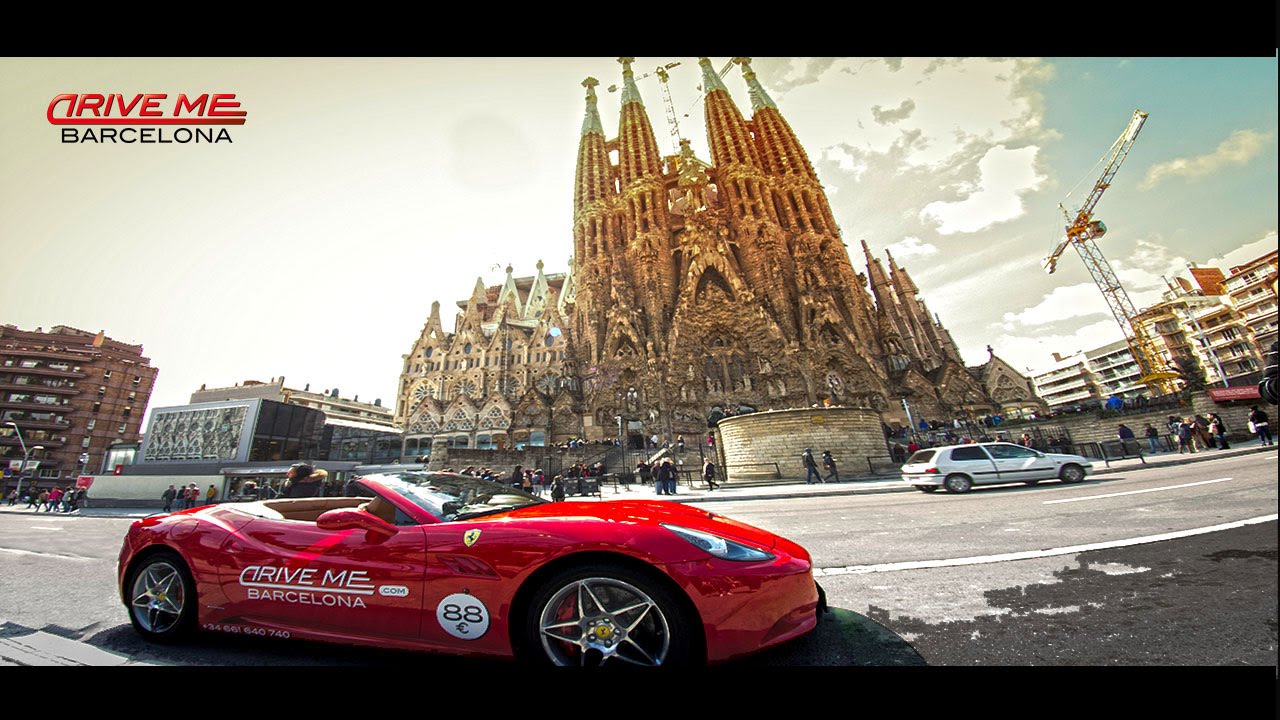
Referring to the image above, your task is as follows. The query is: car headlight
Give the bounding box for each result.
[661,523,775,562]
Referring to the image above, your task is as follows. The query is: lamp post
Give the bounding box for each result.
[5,421,42,498]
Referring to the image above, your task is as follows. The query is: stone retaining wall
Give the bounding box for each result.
[716,407,886,482]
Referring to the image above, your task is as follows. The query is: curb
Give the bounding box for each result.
[2,444,1270,516]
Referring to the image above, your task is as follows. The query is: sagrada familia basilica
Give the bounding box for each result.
[395,58,1045,452]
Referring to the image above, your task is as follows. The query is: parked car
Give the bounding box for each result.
[118,470,824,666]
[901,442,1093,493]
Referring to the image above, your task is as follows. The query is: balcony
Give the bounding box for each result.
[0,414,71,430]
[0,382,79,395]
[0,399,75,413]
[0,364,87,379]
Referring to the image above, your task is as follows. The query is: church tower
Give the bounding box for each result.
[398,57,1029,455]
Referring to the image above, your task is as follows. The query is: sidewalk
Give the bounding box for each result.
[2,443,1273,519]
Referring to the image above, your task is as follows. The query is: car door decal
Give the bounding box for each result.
[436,592,490,640]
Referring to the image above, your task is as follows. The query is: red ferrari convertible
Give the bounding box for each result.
[118,470,824,666]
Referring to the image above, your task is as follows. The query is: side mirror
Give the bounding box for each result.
[317,508,397,538]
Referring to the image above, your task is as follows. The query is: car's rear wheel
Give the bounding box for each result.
[943,474,972,493]
[523,563,696,667]
[915,485,939,493]
[1059,464,1086,483]
[126,551,196,642]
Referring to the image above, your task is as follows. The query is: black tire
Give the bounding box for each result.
[521,562,697,667]
[1059,464,1086,484]
[943,474,972,493]
[915,485,939,493]
[125,550,196,643]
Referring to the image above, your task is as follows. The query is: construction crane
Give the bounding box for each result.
[608,61,683,154]
[1043,109,1181,396]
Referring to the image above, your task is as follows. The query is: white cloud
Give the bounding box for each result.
[1139,129,1274,189]
[919,145,1045,234]
[1001,283,1111,327]
[974,319,1128,376]
[885,236,938,259]
[1202,230,1279,272]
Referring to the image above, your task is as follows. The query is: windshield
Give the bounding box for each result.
[363,472,546,521]
[905,450,936,464]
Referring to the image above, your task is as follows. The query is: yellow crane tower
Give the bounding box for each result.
[1043,109,1181,396]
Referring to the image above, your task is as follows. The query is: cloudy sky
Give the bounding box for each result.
[1,57,1276,423]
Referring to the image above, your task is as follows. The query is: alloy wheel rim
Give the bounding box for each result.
[538,577,670,666]
[130,561,185,633]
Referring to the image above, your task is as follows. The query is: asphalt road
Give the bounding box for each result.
[1,451,1274,706]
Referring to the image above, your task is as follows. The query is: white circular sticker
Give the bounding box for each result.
[436,593,490,640]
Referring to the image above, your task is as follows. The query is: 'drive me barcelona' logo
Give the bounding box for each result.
[49,93,246,144]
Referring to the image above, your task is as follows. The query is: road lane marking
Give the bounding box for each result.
[0,547,95,562]
[813,514,1277,576]
[1043,477,1233,504]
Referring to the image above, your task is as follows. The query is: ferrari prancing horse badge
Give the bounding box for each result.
[463,529,481,547]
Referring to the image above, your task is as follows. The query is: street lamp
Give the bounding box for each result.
[5,421,43,498]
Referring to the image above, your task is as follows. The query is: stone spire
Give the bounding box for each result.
[699,57,760,170]
[616,57,664,185]
[574,77,613,212]
[573,76,618,270]
[580,76,604,137]
[735,56,777,111]
[495,264,523,319]
[618,56,643,106]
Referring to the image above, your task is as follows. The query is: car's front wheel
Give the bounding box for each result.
[1059,464,1086,483]
[126,551,196,642]
[943,474,973,493]
[522,563,697,667]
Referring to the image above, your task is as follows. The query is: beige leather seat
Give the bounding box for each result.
[361,496,396,524]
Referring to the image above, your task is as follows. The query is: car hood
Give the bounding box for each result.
[496,499,781,549]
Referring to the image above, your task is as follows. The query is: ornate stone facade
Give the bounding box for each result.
[396,57,1042,452]
[395,262,579,452]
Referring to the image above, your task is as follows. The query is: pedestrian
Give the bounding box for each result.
[521,471,535,495]
[550,475,566,502]
[801,448,822,484]
[702,458,719,491]
[6,488,17,506]
[1117,423,1135,440]
[1248,405,1273,446]
[509,465,524,489]
[46,486,63,513]
[282,464,319,498]
[676,435,685,454]
[1208,413,1230,450]
[821,450,839,482]
[637,460,652,487]
[1143,423,1161,453]
[161,484,177,512]
[1193,415,1215,449]
[1177,418,1196,454]
[906,440,920,455]
[656,458,678,496]
[1019,433,1033,448]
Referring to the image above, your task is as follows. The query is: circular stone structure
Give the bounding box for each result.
[716,407,887,482]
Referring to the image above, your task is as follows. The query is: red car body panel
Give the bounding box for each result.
[117,476,820,664]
